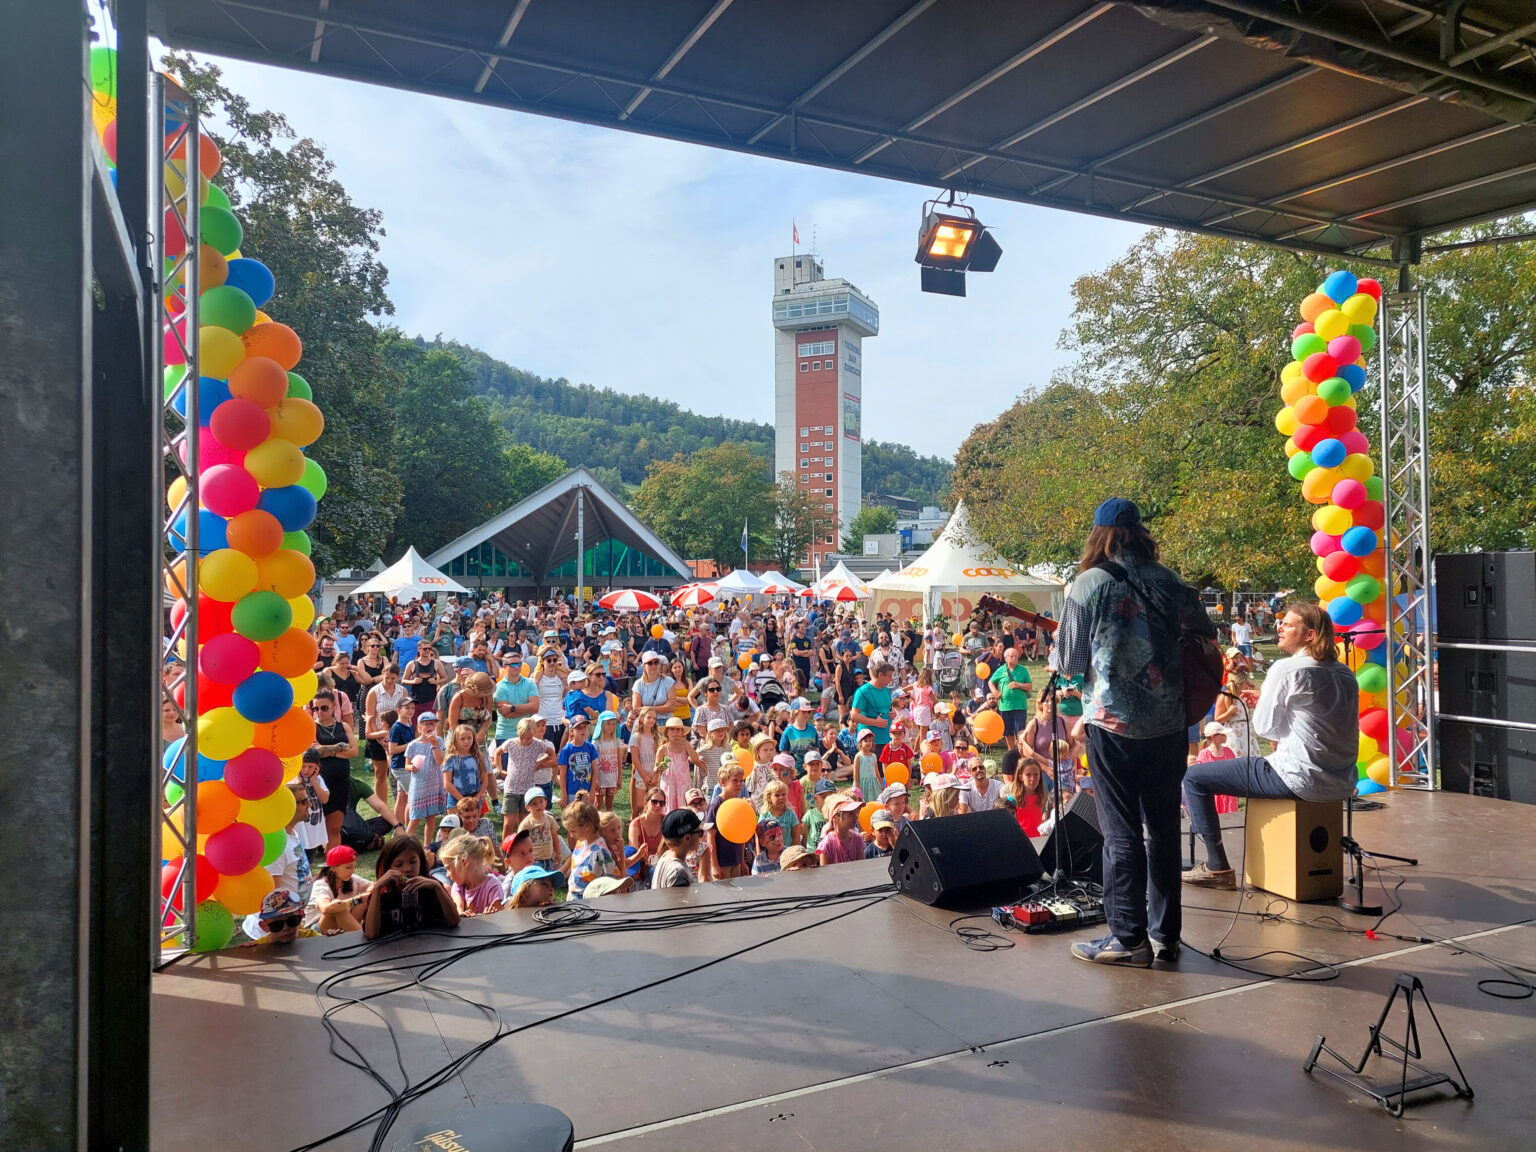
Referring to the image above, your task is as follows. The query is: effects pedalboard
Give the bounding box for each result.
[992,894,1107,934]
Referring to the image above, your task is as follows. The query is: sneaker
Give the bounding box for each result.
[1182,862,1236,890]
[1070,933,1153,967]
[1150,936,1181,963]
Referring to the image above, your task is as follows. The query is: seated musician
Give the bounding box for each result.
[1182,602,1361,890]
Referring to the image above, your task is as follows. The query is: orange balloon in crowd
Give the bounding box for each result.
[651,624,664,639]
[862,642,874,655]
[714,797,757,844]
[257,628,318,677]
[921,752,944,775]
[883,762,910,787]
[972,709,1004,745]
[858,801,881,833]
[212,866,272,916]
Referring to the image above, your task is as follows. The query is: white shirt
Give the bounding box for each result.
[1253,654,1360,801]
[1232,621,1253,645]
[961,778,1003,812]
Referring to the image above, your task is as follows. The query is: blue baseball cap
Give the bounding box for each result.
[1092,497,1141,528]
[512,865,562,889]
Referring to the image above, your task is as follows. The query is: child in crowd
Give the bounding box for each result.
[853,728,882,800]
[818,720,853,782]
[563,800,620,899]
[593,711,624,811]
[558,716,598,806]
[508,864,561,909]
[910,668,936,732]
[501,829,536,875]
[780,845,818,871]
[308,845,373,934]
[1048,738,1078,801]
[877,782,913,831]
[599,809,642,888]
[653,809,705,888]
[880,721,915,788]
[802,780,834,849]
[698,718,732,795]
[1196,722,1241,814]
[922,773,962,819]
[770,753,805,818]
[294,751,330,854]
[627,707,661,815]
[730,720,756,768]
[745,733,777,803]
[441,834,505,916]
[751,819,785,875]
[778,698,819,770]
[1006,759,1052,837]
[657,717,703,810]
[404,710,446,842]
[799,750,826,816]
[683,789,715,880]
[707,763,753,879]
[442,722,491,812]
[759,778,801,847]
[517,787,564,878]
[921,730,952,774]
[817,795,865,866]
[863,809,898,859]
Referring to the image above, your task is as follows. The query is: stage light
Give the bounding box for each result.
[915,193,1001,296]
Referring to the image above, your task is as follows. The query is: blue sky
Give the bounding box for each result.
[185,53,1149,459]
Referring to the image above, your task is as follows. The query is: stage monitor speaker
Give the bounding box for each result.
[1037,790,1104,886]
[1435,551,1536,643]
[1438,648,1536,719]
[1243,798,1343,902]
[890,809,1043,908]
[1438,718,1536,805]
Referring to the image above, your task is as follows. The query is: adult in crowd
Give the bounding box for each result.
[849,658,894,754]
[1050,497,1216,968]
[402,641,448,723]
[987,647,1033,739]
[308,688,362,851]
[533,645,572,750]
[1183,602,1359,889]
[631,650,674,716]
[493,651,539,751]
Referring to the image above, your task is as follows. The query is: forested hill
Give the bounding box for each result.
[427,338,952,504]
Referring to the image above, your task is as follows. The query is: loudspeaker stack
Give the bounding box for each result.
[1434,552,1536,804]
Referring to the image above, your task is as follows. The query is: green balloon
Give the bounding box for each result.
[199,284,257,335]
[164,363,188,400]
[1357,664,1387,694]
[1365,476,1384,502]
[285,371,312,401]
[1291,333,1326,360]
[199,206,243,256]
[230,589,293,642]
[282,530,312,557]
[298,457,328,500]
[190,900,235,953]
[259,828,287,868]
[203,183,231,212]
[1316,377,1351,406]
[1350,323,1376,354]
[1287,451,1315,480]
[90,45,118,96]
[165,780,185,807]
[1346,574,1382,604]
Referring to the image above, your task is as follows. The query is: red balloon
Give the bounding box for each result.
[209,397,272,453]
[1352,500,1385,530]
[197,592,235,638]
[163,205,188,259]
[1359,708,1390,742]
[1303,352,1339,383]
[1321,551,1359,581]
[1357,278,1383,301]
[1322,406,1357,437]
[1293,422,1328,452]
[201,464,260,517]
[160,855,219,913]
[1291,322,1314,340]
[195,673,234,713]
[224,748,284,800]
[204,821,264,876]
[104,118,118,163]
[199,632,260,684]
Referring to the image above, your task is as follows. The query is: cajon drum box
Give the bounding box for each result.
[1243,798,1343,901]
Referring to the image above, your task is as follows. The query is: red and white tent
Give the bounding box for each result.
[671,583,718,608]
[597,588,663,612]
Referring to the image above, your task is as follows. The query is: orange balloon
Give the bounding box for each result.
[242,322,302,370]
[1300,468,1336,504]
[227,355,289,408]
[184,243,227,291]
[1359,550,1386,578]
[858,801,881,833]
[975,662,992,679]
[862,642,874,656]
[252,707,316,757]
[164,556,191,599]
[921,752,944,775]
[883,762,910,787]
[213,866,272,916]
[973,709,1004,745]
[1299,293,1333,323]
[225,509,284,558]
[171,130,222,179]
[1293,395,1329,426]
[258,627,318,677]
[196,780,241,834]
[714,796,757,844]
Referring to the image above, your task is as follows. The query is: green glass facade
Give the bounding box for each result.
[443,538,681,581]
[444,542,525,579]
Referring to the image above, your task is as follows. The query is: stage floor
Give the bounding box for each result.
[152,791,1536,1151]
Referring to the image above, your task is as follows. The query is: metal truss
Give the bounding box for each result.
[155,75,202,960]
[1378,287,1436,790]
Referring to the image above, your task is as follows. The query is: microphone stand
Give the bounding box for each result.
[1042,668,1070,892]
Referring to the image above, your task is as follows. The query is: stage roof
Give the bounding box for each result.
[153,0,1536,264]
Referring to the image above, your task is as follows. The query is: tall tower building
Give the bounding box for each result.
[771,253,879,570]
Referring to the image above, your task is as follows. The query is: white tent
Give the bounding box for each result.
[713,568,766,595]
[756,569,806,593]
[868,502,1063,624]
[813,560,871,600]
[352,546,471,599]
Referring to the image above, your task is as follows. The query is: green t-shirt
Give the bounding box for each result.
[989,663,1033,711]
[802,807,827,848]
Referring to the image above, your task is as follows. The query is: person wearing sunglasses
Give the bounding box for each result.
[243,889,322,946]
[628,786,668,865]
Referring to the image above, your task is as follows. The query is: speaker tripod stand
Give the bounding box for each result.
[1339,795,1417,916]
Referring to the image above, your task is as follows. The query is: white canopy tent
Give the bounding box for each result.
[713,568,766,596]
[868,502,1063,624]
[352,546,472,599]
[813,560,871,600]
[755,569,806,593]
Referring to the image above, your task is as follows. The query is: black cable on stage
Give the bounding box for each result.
[288,883,898,1152]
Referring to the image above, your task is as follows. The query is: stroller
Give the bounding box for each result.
[934,647,967,697]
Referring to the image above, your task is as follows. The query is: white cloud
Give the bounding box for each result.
[202,56,1148,458]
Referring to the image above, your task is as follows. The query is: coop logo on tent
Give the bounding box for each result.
[964,567,1016,578]
[900,566,929,577]
[418,576,449,585]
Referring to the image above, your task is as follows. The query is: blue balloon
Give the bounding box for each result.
[1338,363,1367,392]
[231,670,294,724]
[1328,596,1363,627]
[256,484,317,532]
[1341,526,1378,557]
[1322,270,1358,304]
[223,258,276,308]
[169,376,232,425]
[170,508,229,555]
[1310,438,1346,469]
[1355,778,1385,795]
[1366,645,1388,666]
[162,736,226,783]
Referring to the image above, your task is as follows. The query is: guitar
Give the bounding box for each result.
[975,594,1058,634]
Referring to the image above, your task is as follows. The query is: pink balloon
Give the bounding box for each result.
[163,316,188,366]
[200,464,260,517]
[199,632,260,684]
[223,748,284,800]
[1291,322,1314,339]
[1341,429,1370,456]
[1311,530,1341,558]
[186,431,246,473]
[1327,335,1361,364]
[204,821,264,875]
[1331,478,1367,510]
[1346,620,1385,650]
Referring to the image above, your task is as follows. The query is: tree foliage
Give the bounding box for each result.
[861,440,952,506]
[769,473,836,573]
[953,227,1536,591]
[630,444,775,568]
[841,505,899,554]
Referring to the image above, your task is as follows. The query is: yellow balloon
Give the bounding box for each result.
[253,309,272,326]
[1340,396,1358,411]
[1357,733,1379,763]
[1280,360,1304,386]
[1358,690,1384,711]
[286,594,316,630]
[244,437,306,488]
[1314,309,1350,341]
[167,474,187,512]
[1283,436,1299,458]
[1301,467,1338,504]
[1341,293,1377,325]
[287,668,318,706]
[199,547,258,602]
[280,754,303,782]
[227,249,243,261]
[240,785,296,834]
[267,398,325,447]
[1314,576,1347,600]
[200,325,246,378]
[1274,407,1301,437]
[91,95,117,138]
[1366,757,1392,787]
[1339,453,1374,481]
[253,548,316,599]
[1344,645,1367,671]
[1280,376,1313,406]
[199,706,255,760]
[1315,505,1352,536]
[213,866,273,916]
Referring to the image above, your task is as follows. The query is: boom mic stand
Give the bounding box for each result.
[1338,626,1418,916]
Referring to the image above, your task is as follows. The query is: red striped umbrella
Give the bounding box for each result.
[671,583,718,607]
[597,589,662,612]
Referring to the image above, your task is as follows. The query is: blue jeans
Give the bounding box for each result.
[1183,756,1298,872]
[1086,725,1188,949]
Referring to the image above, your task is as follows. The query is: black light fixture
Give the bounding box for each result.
[915,192,1002,296]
